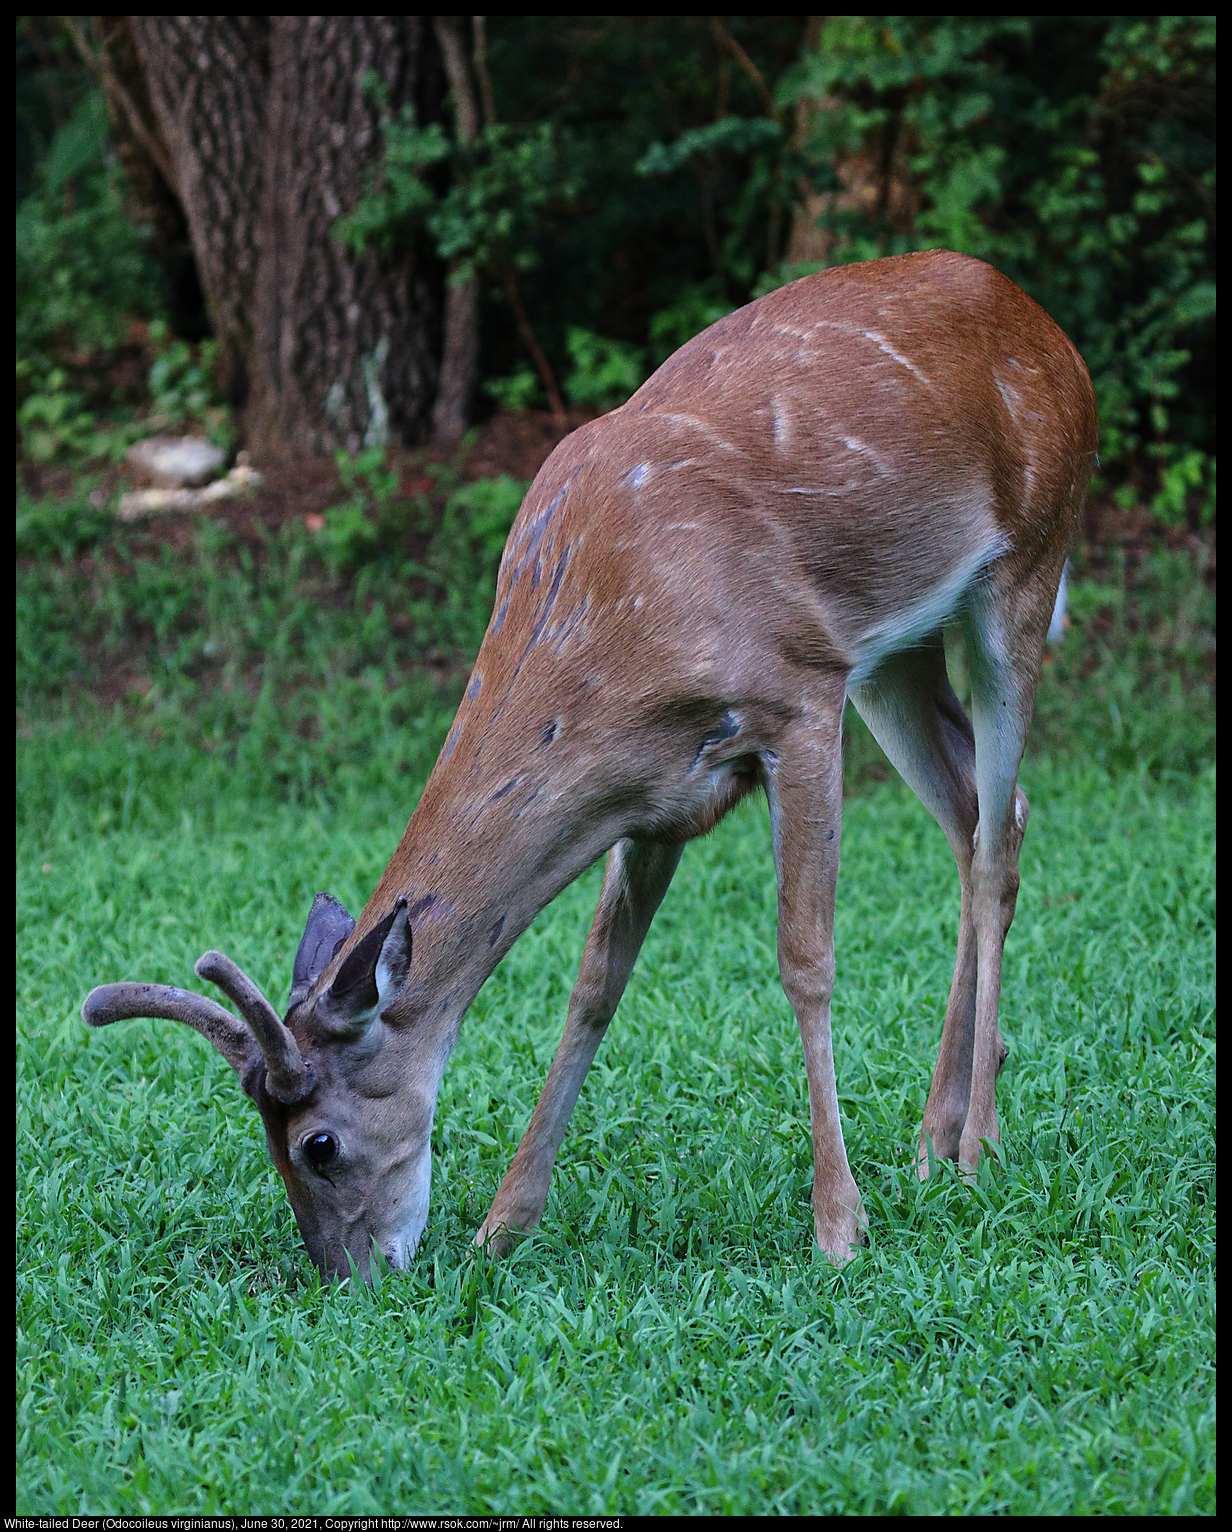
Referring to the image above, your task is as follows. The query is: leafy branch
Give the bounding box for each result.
[337,115,581,426]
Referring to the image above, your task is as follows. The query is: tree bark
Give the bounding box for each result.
[430,16,481,445]
[126,15,445,461]
[129,17,270,405]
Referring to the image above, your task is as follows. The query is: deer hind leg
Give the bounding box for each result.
[762,676,864,1262]
[848,634,986,1173]
[956,565,1057,1171]
[475,837,682,1257]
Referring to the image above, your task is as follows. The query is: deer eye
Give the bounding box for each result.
[302,1132,338,1169]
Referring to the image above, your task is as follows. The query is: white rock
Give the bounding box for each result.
[125,436,227,488]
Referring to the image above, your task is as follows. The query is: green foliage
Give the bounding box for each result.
[16,85,167,399]
[563,328,649,411]
[17,17,84,204]
[16,18,1213,516]
[1035,546,1215,780]
[16,367,101,465]
[336,21,806,410]
[483,366,540,412]
[15,516,463,818]
[315,446,406,574]
[636,114,785,176]
[14,450,531,785]
[14,28,226,465]
[409,468,530,656]
[17,328,230,466]
[776,16,1214,502]
[442,473,527,560]
[144,323,225,427]
[15,478,111,560]
[646,284,735,366]
[12,53,232,465]
[307,448,529,646]
[1151,447,1215,528]
[341,16,1220,500]
[636,115,791,293]
[338,119,581,285]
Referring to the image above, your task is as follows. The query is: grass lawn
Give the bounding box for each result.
[17,718,1215,1513]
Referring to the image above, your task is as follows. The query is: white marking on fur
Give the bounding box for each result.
[842,435,893,474]
[1047,561,1069,645]
[659,414,740,452]
[773,397,791,450]
[860,329,935,390]
[995,374,1020,421]
[849,534,1009,687]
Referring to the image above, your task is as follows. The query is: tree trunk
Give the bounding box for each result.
[129,17,270,405]
[430,16,482,446]
[126,15,444,461]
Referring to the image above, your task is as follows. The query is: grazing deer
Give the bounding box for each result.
[83,251,1097,1280]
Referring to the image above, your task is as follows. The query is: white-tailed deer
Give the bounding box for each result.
[84,251,1097,1279]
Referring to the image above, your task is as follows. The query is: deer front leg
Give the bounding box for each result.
[475,837,683,1256]
[763,684,865,1262]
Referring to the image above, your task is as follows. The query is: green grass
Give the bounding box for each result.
[17,739,1215,1513]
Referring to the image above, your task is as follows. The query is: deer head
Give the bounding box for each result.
[83,891,428,1281]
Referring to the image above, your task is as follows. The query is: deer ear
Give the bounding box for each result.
[374,899,413,1014]
[289,892,355,1007]
[327,899,411,1021]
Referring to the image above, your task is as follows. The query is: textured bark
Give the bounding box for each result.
[248,16,442,458]
[430,16,481,445]
[128,15,444,459]
[130,17,270,403]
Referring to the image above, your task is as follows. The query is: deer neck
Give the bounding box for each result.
[361,669,635,1023]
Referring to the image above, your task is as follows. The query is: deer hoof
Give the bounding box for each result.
[814,1194,866,1263]
[916,1119,965,1178]
[474,1209,536,1260]
[958,1122,1001,1174]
